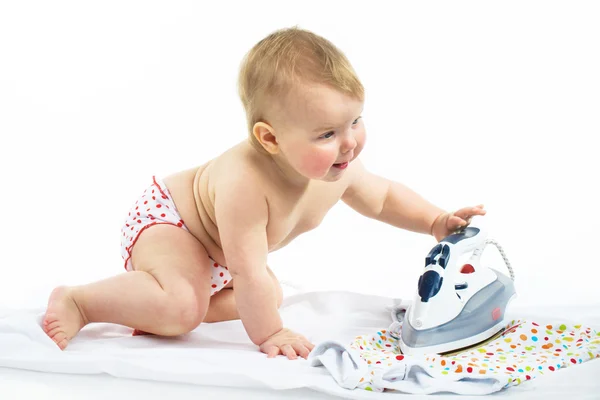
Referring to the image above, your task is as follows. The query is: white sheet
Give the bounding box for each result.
[1,290,599,399]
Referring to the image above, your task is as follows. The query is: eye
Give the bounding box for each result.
[352,116,362,125]
[320,131,335,139]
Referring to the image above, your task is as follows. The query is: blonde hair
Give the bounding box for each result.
[238,26,364,148]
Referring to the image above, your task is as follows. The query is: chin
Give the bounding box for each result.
[311,174,338,183]
[319,168,346,182]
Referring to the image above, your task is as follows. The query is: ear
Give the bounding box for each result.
[252,122,280,154]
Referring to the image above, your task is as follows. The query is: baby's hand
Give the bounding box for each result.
[259,328,314,360]
[431,204,486,242]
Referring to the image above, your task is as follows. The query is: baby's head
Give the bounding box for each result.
[238,27,366,182]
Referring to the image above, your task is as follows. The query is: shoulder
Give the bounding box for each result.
[209,141,269,213]
[209,141,264,185]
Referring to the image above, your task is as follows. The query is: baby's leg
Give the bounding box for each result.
[43,224,214,349]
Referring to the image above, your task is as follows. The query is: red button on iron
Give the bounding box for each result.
[460,264,475,274]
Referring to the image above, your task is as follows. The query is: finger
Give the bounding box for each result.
[472,205,486,212]
[454,206,485,221]
[452,209,472,220]
[265,346,280,358]
[449,215,467,228]
[294,334,313,350]
[472,205,486,215]
[291,343,311,359]
[304,340,316,352]
[281,344,298,360]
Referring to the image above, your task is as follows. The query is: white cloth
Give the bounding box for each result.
[1,291,599,399]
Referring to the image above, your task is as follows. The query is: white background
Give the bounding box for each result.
[1,0,599,311]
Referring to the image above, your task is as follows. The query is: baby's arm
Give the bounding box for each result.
[342,159,485,240]
[213,169,313,359]
[342,159,445,235]
[213,172,282,345]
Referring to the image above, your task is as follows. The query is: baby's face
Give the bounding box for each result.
[271,83,366,182]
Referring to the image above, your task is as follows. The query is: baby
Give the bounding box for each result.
[42,27,485,360]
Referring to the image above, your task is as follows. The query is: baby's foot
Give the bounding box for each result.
[42,286,87,350]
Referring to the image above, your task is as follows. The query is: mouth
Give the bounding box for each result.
[332,161,349,170]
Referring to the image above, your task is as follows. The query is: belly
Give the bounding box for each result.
[161,165,227,266]
[161,164,344,266]
[266,209,328,252]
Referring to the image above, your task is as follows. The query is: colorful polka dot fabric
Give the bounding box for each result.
[345,319,599,393]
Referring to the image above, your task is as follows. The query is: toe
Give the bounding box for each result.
[57,338,69,350]
[47,327,67,343]
[44,320,61,333]
[43,313,58,328]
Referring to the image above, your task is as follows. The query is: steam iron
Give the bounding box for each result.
[399,215,516,356]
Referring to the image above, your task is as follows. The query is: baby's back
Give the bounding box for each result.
[163,141,352,267]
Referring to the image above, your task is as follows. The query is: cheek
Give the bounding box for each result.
[357,129,366,146]
[352,128,367,157]
[299,147,336,176]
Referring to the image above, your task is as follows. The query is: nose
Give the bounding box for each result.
[341,131,357,153]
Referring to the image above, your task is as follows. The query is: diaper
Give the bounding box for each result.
[120,176,232,296]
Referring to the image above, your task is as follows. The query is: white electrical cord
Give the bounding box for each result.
[484,239,515,281]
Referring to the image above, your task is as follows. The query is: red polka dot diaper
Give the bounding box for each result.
[120,176,232,296]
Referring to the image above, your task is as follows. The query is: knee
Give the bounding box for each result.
[158,289,208,336]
